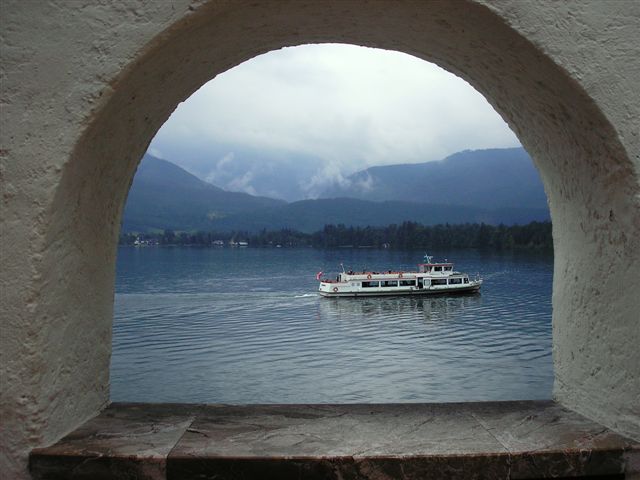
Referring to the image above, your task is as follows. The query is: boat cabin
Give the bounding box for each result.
[418,263,454,274]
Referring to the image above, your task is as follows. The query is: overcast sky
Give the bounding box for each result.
[148,44,520,199]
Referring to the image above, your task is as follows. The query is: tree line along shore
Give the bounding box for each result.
[119,221,552,251]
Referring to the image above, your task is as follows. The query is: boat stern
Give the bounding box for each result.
[318,282,341,296]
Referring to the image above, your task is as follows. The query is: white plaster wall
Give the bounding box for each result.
[482,0,640,439]
[1,2,198,476]
[1,1,638,478]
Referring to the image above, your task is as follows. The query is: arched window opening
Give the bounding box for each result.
[111,44,554,405]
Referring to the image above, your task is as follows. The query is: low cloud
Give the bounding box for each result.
[227,170,258,196]
[302,161,352,198]
[147,147,163,159]
[150,44,520,199]
[204,152,235,185]
[352,172,375,193]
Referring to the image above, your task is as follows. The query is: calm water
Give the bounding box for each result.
[111,247,553,403]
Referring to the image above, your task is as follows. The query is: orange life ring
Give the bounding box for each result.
[398,273,403,278]
[367,274,372,279]
[333,287,338,293]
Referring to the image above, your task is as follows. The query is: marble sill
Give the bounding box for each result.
[29,400,639,479]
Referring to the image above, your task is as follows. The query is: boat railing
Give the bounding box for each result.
[346,271,407,276]
[320,271,410,283]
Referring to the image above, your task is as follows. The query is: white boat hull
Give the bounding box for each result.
[318,282,482,298]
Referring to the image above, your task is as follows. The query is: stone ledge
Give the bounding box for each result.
[29,400,639,479]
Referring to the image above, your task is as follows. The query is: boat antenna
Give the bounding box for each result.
[340,262,346,273]
[424,253,433,264]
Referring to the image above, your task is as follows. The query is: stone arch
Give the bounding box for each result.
[3,0,639,477]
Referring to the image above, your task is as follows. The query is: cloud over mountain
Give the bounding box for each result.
[148,44,521,201]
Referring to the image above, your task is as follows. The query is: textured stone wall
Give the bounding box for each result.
[1,1,638,478]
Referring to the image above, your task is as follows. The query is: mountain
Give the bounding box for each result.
[211,198,549,233]
[320,147,547,210]
[122,150,550,234]
[150,140,323,201]
[121,154,285,232]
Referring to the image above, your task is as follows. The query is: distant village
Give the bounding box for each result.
[132,237,250,248]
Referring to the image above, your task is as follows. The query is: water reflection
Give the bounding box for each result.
[318,293,483,324]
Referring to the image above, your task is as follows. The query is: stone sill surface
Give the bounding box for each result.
[30,400,638,479]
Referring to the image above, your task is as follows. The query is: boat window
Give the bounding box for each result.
[399,280,415,287]
[448,278,463,285]
[434,266,442,272]
[464,278,469,284]
[362,281,379,288]
[381,280,398,287]
[444,266,452,271]
[431,279,447,286]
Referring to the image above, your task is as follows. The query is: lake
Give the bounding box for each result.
[111,247,553,403]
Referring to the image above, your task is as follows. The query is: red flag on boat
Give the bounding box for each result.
[316,271,323,280]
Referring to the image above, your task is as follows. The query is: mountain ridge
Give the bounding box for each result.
[121,148,550,233]
[320,147,547,210]
[121,154,286,232]
[210,197,549,233]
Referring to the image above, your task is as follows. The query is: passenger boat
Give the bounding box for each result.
[317,255,482,297]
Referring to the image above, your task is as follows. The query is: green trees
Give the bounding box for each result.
[118,221,552,251]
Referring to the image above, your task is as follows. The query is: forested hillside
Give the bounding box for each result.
[212,197,549,233]
[321,147,546,210]
[121,154,285,232]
